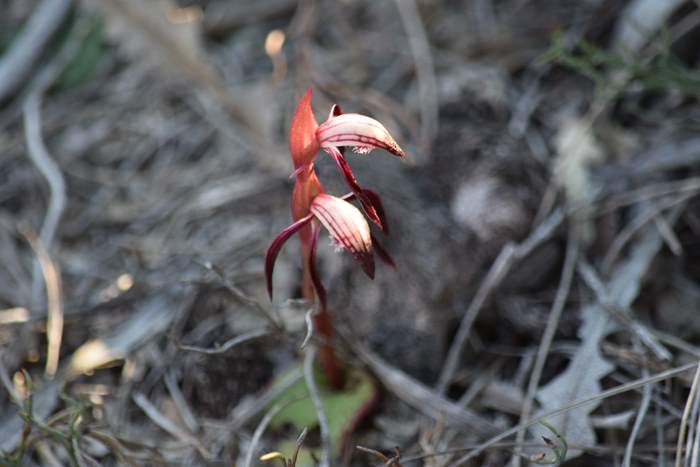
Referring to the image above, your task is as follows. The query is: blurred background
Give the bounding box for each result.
[1,0,700,465]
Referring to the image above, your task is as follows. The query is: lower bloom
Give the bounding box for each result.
[265,191,393,310]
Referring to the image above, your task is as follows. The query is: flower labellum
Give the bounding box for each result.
[317,113,405,159]
[310,194,374,278]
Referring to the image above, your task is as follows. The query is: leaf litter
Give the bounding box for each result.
[1,0,700,466]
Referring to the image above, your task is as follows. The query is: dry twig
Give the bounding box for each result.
[512,228,579,466]
[350,339,498,437]
[20,228,63,379]
[180,328,271,355]
[622,354,652,467]
[453,361,700,466]
[676,364,700,467]
[436,209,564,394]
[304,345,330,467]
[393,0,438,162]
[0,0,71,102]
[132,392,209,458]
[243,399,300,467]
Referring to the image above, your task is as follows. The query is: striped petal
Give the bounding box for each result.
[371,233,395,268]
[317,113,405,158]
[310,194,375,279]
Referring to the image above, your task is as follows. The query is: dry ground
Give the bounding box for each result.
[1,0,700,466]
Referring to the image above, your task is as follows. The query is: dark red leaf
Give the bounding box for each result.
[265,213,314,298]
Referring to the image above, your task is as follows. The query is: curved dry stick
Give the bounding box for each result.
[0,0,71,102]
[243,398,300,467]
[180,328,271,355]
[23,80,67,302]
[20,17,90,378]
[22,55,70,379]
[676,364,700,467]
[691,396,700,466]
[512,229,579,467]
[436,209,564,394]
[393,0,438,162]
[453,360,700,466]
[622,364,651,467]
[21,229,63,379]
[300,308,315,350]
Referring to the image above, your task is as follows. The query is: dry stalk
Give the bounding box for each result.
[180,328,271,355]
[676,364,700,467]
[20,228,63,379]
[0,0,71,101]
[622,347,652,467]
[512,227,579,466]
[132,392,209,458]
[436,209,564,394]
[244,399,298,467]
[393,0,437,162]
[304,345,330,467]
[453,360,699,466]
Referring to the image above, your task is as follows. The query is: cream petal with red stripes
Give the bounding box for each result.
[310,193,375,279]
[317,113,405,158]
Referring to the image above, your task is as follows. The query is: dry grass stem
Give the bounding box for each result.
[180,328,271,355]
[20,228,64,379]
[436,209,564,394]
[512,228,579,466]
[676,364,700,467]
[132,392,209,458]
[454,361,700,466]
[351,338,498,437]
[243,399,298,467]
[393,0,437,161]
[0,0,71,101]
[622,356,652,467]
[304,345,330,467]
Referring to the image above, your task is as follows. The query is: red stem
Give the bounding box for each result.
[302,261,345,390]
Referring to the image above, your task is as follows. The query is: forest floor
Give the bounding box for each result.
[1,0,700,466]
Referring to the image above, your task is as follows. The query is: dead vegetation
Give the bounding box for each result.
[1,0,700,465]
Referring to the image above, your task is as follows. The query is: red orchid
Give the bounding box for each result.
[266,88,403,306]
[287,89,404,230]
[265,87,403,388]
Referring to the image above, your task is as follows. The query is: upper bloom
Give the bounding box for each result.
[289,88,404,170]
[288,88,404,229]
[265,189,395,310]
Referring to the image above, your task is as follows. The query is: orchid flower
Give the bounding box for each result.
[288,88,404,230]
[265,87,404,389]
[266,88,403,310]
